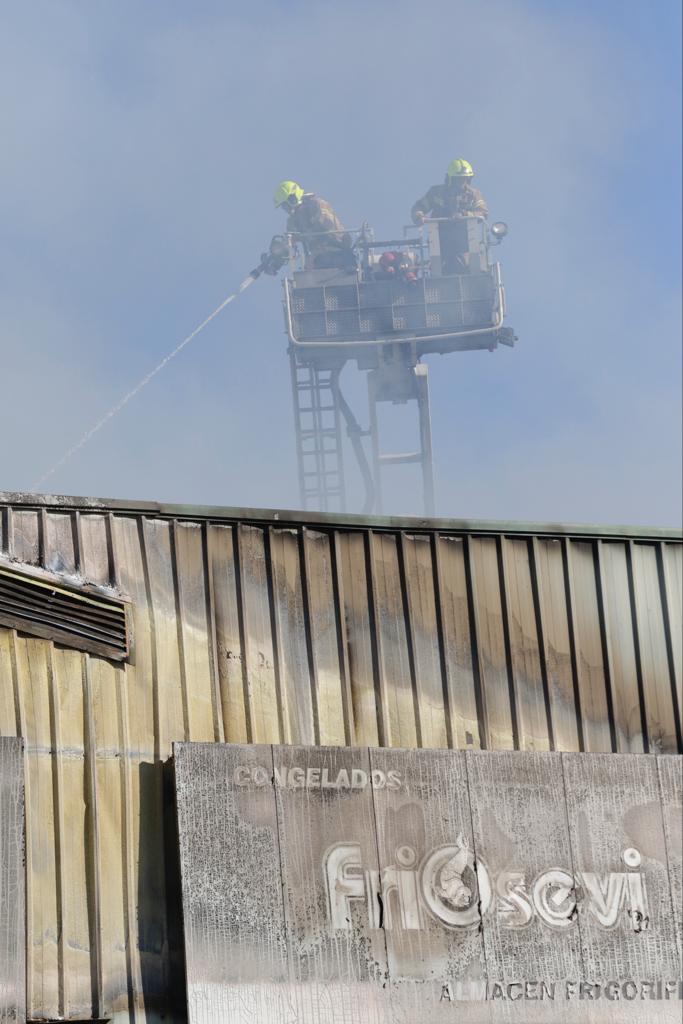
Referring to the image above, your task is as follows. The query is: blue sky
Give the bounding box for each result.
[1,0,681,526]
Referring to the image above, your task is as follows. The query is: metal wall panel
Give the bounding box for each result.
[657,755,683,962]
[0,736,24,1024]
[0,491,680,1021]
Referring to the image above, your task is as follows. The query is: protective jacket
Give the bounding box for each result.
[411,182,488,224]
[286,194,351,259]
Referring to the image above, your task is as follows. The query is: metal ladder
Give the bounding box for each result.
[289,352,346,512]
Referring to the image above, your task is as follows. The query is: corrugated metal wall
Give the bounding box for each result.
[0,493,681,1022]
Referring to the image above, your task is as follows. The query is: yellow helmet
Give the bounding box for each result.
[446,158,474,180]
[273,180,304,208]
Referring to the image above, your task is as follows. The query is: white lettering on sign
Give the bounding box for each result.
[324,836,649,933]
[233,763,402,791]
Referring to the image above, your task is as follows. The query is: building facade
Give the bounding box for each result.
[0,491,680,1021]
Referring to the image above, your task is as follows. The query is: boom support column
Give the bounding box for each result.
[367,360,436,516]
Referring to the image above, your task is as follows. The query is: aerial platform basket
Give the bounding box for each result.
[283,217,515,371]
[281,216,516,513]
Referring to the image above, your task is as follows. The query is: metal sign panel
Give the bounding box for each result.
[0,736,25,1024]
[175,744,682,1023]
[174,742,287,1021]
[563,753,679,984]
[658,755,683,963]
[465,750,582,987]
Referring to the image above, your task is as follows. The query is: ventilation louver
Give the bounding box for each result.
[0,560,129,661]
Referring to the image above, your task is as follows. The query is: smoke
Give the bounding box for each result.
[31,278,254,489]
[0,0,680,524]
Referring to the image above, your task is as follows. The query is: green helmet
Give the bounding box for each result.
[273,180,304,208]
[446,158,474,180]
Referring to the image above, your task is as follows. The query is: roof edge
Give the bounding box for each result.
[1,491,681,542]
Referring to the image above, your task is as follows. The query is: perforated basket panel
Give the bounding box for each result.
[359,281,392,308]
[424,277,461,303]
[289,274,498,341]
[461,272,495,301]
[392,305,427,331]
[290,288,325,314]
[359,309,394,333]
[463,299,496,326]
[325,310,360,336]
[324,285,357,311]
[293,311,327,339]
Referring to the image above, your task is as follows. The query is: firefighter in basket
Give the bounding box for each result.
[272,180,356,272]
[411,159,488,274]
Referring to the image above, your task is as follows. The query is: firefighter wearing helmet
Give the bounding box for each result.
[410,160,488,275]
[273,181,355,271]
[410,159,488,225]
